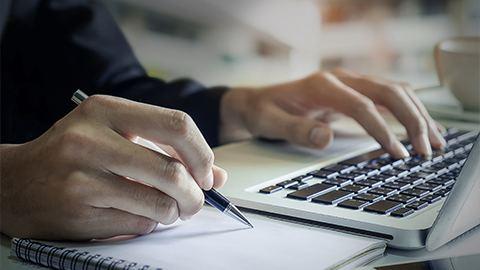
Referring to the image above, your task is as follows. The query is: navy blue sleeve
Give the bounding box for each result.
[1,0,227,147]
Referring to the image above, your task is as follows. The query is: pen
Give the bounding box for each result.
[71,89,254,228]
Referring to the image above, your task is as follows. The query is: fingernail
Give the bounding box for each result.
[421,133,432,156]
[310,127,331,148]
[203,170,214,190]
[393,141,410,159]
[412,133,432,156]
[431,131,446,150]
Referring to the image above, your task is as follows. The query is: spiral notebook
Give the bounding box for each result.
[10,207,386,270]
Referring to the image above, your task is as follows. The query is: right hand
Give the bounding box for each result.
[0,95,227,240]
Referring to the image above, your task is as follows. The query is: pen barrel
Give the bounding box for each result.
[203,189,230,211]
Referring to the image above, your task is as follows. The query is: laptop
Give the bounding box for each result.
[214,126,480,250]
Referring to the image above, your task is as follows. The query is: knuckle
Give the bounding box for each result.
[134,218,158,234]
[352,97,376,114]
[76,95,111,116]
[202,150,215,168]
[410,117,428,136]
[330,67,348,75]
[384,85,404,97]
[161,159,188,186]
[55,125,97,160]
[164,109,192,137]
[154,195,179,225]
[311,71,331,82]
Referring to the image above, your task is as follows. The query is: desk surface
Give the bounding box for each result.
[2,119,480,269]
[1,220,479,270]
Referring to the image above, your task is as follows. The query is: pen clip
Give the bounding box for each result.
[72,89,89,105]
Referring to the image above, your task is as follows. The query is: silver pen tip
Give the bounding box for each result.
[225,204,254,228]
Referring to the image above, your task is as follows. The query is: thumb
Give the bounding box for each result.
[257,106,333,149]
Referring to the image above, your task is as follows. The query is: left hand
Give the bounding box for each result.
[219,68,445,160]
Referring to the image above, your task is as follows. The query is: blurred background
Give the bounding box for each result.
[99,0,479,89]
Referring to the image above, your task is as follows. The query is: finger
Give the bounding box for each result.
[87,171,184,225]
[331,69,433,156]
[88,129,204,220]
[64,208,158,240]
[253,103,334,149]
[402,84,447,149]
[212,165,228,189]
[306,72,410,159]
[148,141,228,190]
[80,95,214,190]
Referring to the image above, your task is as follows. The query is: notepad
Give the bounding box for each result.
[11,206,386,270]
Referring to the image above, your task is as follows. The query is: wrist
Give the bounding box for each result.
[219,88,255,144]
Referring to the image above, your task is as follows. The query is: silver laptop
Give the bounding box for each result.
[214,128,480,250]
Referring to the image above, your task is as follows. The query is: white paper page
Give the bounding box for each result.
[39,207,385,270]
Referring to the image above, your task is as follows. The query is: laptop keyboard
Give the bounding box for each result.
[259,129,478,218]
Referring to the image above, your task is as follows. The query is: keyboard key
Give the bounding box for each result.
[395,164,418,171]
[420,168,437,174]
[276,180,298,188]
[369,187,396,196]
[390,208,414,217]
[312,190,353,205]
[427,178,455,186]
[369,174,396,182]
[339,148,385,168]
[340,184,369,193]
[420,194,442,203]
[338,172,366,181]
[457,130,478,141]
[287,183,336,200]
[401,188,429,197]
[434,189,450,197]
[355,179,383,187]
[406,157,432,167]
[288,182,309,190]
[337,199,370,209]
[443,151,454,159]
[292,175,313,182]
[436,168,449,176]
[387,194,416,204]
[323,164,355,174]
[391,159,405,167]
[310,170,339,179]
[354,193,383,202]
[351,168,379,176]
[364,200,402,214]
[364,163,384,170]
[416,183,442,192]
[406,200,428,210]
[260,186,283,194]
[409,171,436,180]
[396,176,422,185]
[323,178,352,187]
[383,181,410,190]
[382,169,409,177]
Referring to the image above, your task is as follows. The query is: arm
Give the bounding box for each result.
[220,68,446,159]
[1,0,225,147]
[0,95,227,240]
[1,0,228,240]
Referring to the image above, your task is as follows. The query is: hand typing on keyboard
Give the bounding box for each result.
[220,68,446,159]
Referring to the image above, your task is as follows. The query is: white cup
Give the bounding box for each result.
[434,37,480,112]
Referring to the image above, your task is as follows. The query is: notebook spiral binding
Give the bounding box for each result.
[11,238,162,270]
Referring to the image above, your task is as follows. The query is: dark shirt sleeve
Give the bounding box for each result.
[1,0,227,147]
